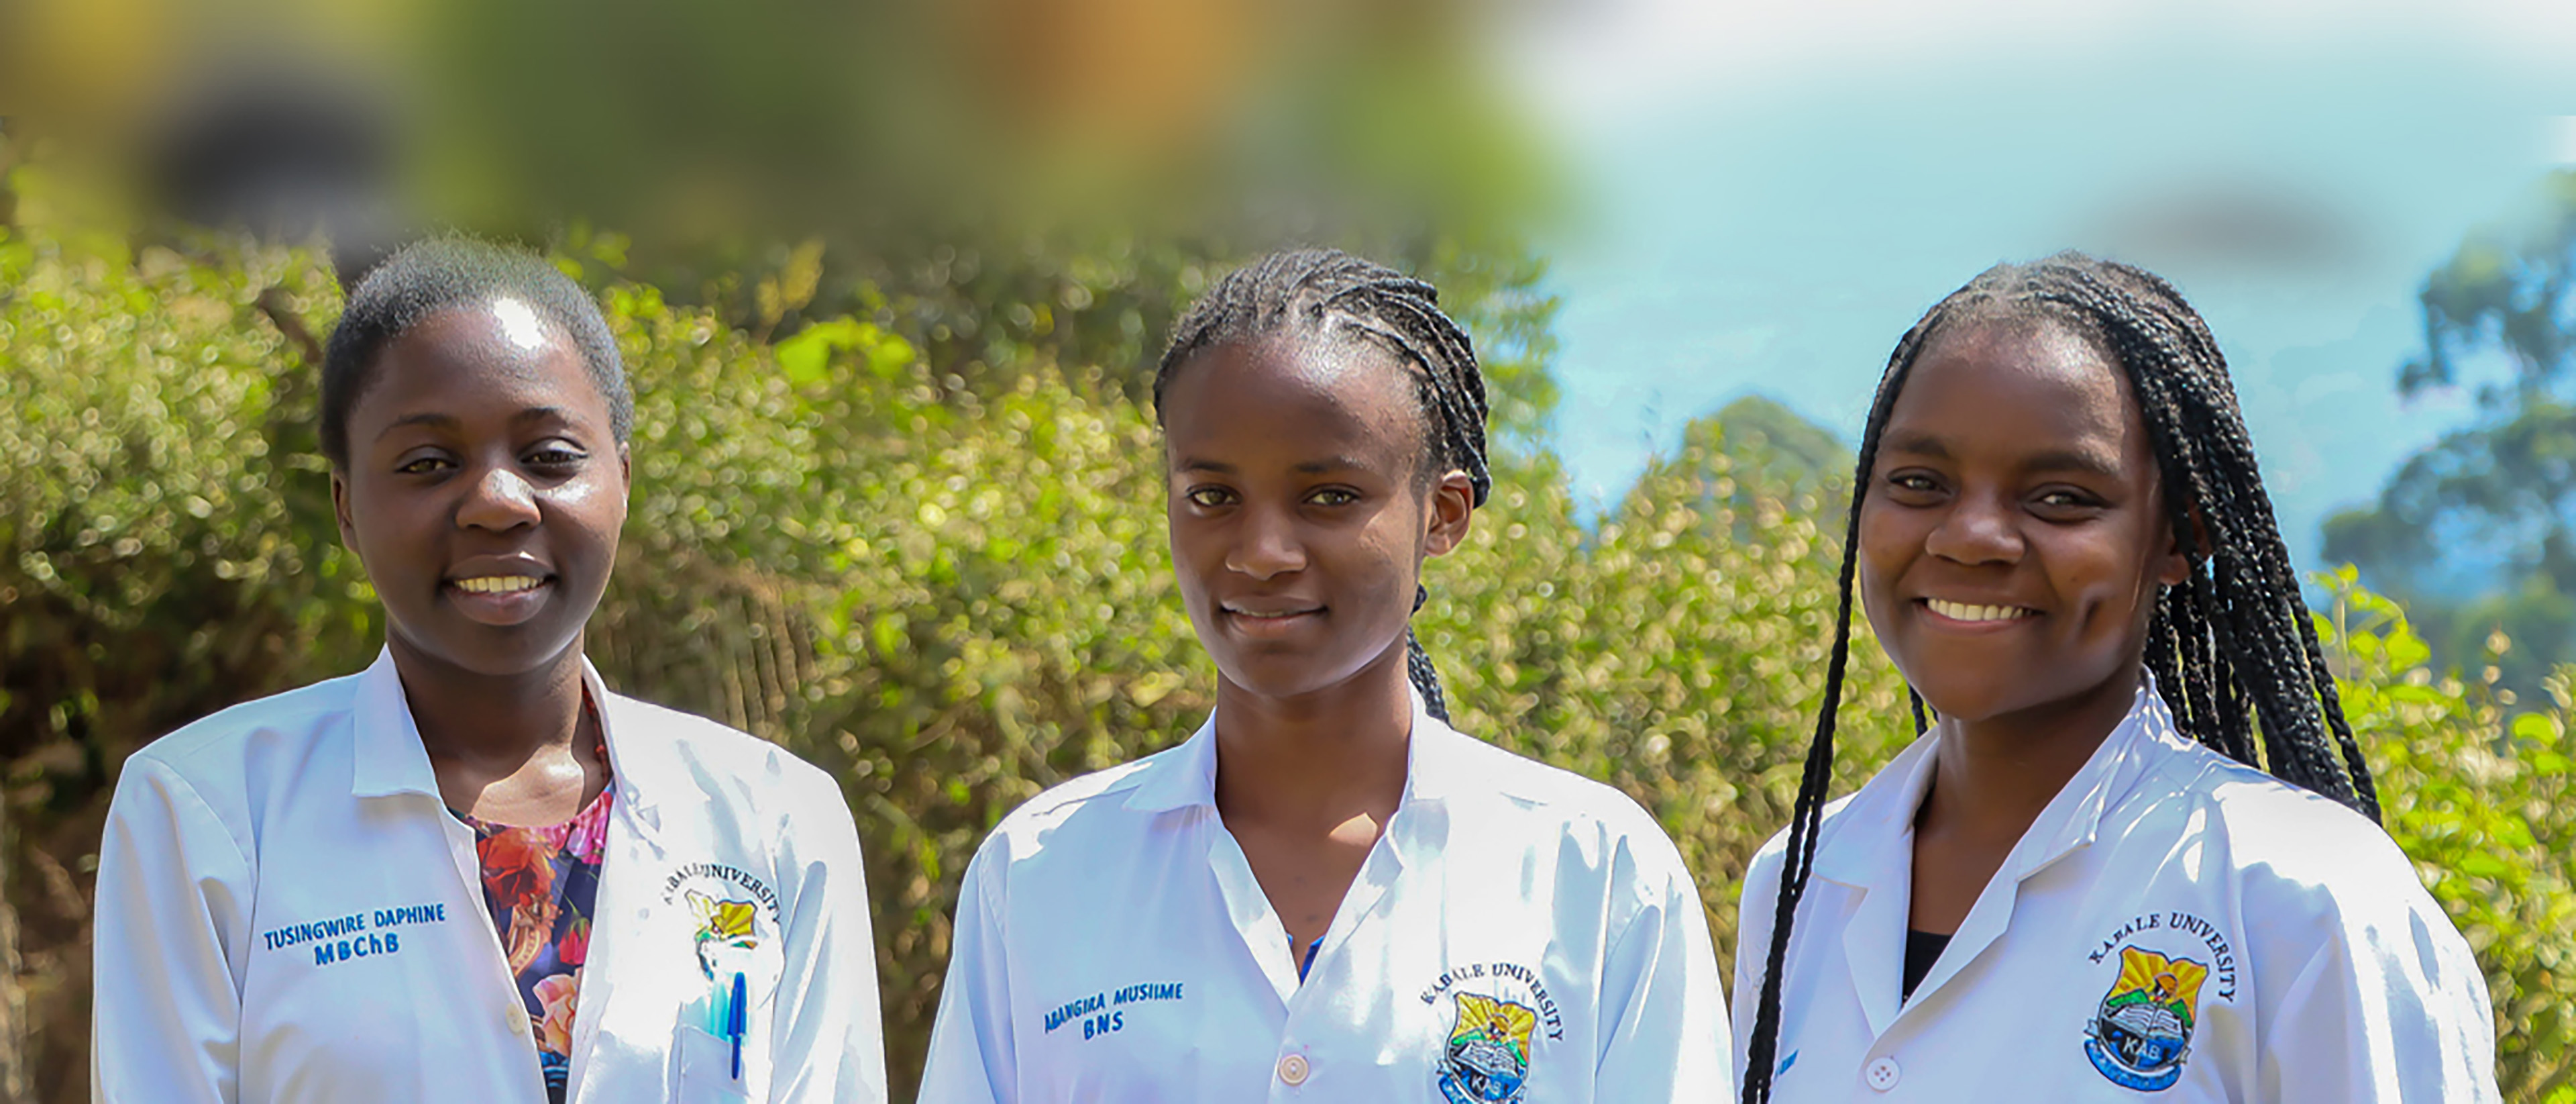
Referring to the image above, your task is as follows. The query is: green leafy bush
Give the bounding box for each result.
[4,223,2571,1102]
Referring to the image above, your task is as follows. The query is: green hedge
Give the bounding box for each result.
[3,229,2570,1102]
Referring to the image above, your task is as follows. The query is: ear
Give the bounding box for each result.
[1423,469,1477,558]
[330,468,360,550]
[2156,505,2206,588]
[616,442,635,503]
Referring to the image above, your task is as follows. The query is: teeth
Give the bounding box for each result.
[1928,599,2031,623]
[453,575,543,595]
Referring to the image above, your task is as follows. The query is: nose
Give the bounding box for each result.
[457,464,541,532]
[1921,489,2023,566]
[1224,502,1307,579]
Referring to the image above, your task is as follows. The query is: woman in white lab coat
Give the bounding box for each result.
[92,238,886,1103]
[917,248,1731,1103]
[1731,253,2498,1102]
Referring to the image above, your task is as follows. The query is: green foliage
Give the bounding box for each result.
[2318,568,2576,1101]
[5,221,2573,1103]
[2327,169,2576,699]
[0,229,366,1100]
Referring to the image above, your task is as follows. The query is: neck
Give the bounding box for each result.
[1917,664,2145,846]
[1210,643,1415,829]
[387,632,590,771]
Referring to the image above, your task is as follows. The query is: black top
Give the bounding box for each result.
[1900,928,1951,1003]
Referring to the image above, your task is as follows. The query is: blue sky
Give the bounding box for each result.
[1508,1,2576,566]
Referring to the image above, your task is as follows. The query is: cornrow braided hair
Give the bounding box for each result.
[1737,252,2381,1104]
[1152,247,1492,721]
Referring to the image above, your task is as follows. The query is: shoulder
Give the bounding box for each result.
[1465,734,1670,838]
[1434,729,1700,901]
[1737,788,1866,914]
[2140,739,2425,909]
[599,691,847,821]
[121,670,367,796]
[976,746,1179,861]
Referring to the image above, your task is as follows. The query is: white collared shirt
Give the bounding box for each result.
[917,692,1731,1104]
[92,650,888,1103]
[1731,681,2500,1102]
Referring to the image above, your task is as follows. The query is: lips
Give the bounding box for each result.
[1921,597,2039,624]
[453,574,545,595]
[443,569,556,626]
[1219,599,1324,640]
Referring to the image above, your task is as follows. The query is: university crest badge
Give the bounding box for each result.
[686,889,761,978]
[1438,991,1536,1104]
[2084,946,2208,1091]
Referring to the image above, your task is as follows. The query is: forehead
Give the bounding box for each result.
[1884,314,2148,472]
[359,301,600,415]
[1162,334,1425,463]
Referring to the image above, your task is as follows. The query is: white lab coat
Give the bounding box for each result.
[92,649,888,1103]
[918,690,1732,1103]
[1731,679,2499,1101]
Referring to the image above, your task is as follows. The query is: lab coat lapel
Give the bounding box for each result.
[1813,732,1939,1040]
[1138,719,1306,1005]
[1899,681,2171,1012]
[1326,695,1445,962]
[346,650,487,908]
[568,665,673,1101]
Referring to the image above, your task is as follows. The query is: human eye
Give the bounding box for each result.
[2031,487,2108,516]
[1882,469,1943,499]
[1185,486,1236,509]
[1307,487,1360,507]
[394,453,453,476]
[524,441,589,469]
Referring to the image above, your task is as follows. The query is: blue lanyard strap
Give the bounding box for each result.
[1297,937,1324,982]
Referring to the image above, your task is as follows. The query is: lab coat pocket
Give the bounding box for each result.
[673,1022,755,1104]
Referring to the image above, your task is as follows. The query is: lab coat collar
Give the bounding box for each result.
[1806,676,2176,1036]
[347,648,662,840]
[1809,674,2174,891]
[350,649,441,800]
[1122,684,1464,814]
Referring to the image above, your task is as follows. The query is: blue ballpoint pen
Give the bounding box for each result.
[727,971,748,1081]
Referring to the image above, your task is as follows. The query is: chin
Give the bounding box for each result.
[1214,663,1338,703]
[392,617,589,680]
[1900,674,2024,726]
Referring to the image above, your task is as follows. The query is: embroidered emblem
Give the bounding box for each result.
[2084,946,2208,1091]
[1438,991,1536,1104]
[686,889,761,978]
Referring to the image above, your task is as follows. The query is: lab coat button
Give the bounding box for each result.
[1865,1056,1900,1091]
[1277,1053,1310,1086]
[502,1000,527,1030]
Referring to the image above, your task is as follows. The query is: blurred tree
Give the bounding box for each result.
[2324,170,2576,700]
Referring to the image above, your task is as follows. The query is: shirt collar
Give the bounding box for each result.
[1811,674,2177,889]
[350,649,439,799]
[1122,684,1467,814]
[347,647,638,809]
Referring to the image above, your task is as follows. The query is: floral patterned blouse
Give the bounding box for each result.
[454,742,613,1104]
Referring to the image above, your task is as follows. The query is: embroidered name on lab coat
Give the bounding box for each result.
[1042,982,1186,1040]
[259,902,451,966]
[2085,910,2240,1000]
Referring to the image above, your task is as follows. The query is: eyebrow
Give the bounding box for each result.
[1879,430,2124,479]
[374,406,576,443]
[1173,455,1368,475]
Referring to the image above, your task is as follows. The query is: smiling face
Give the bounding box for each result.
[1161,334,1474,705]
[1856,314,2190,725]
[331,301,631,679]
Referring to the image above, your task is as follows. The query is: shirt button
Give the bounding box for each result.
[1277,1053,1311,1086]
[503,1000,526,1030]
[1865,1056,1900,1091]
